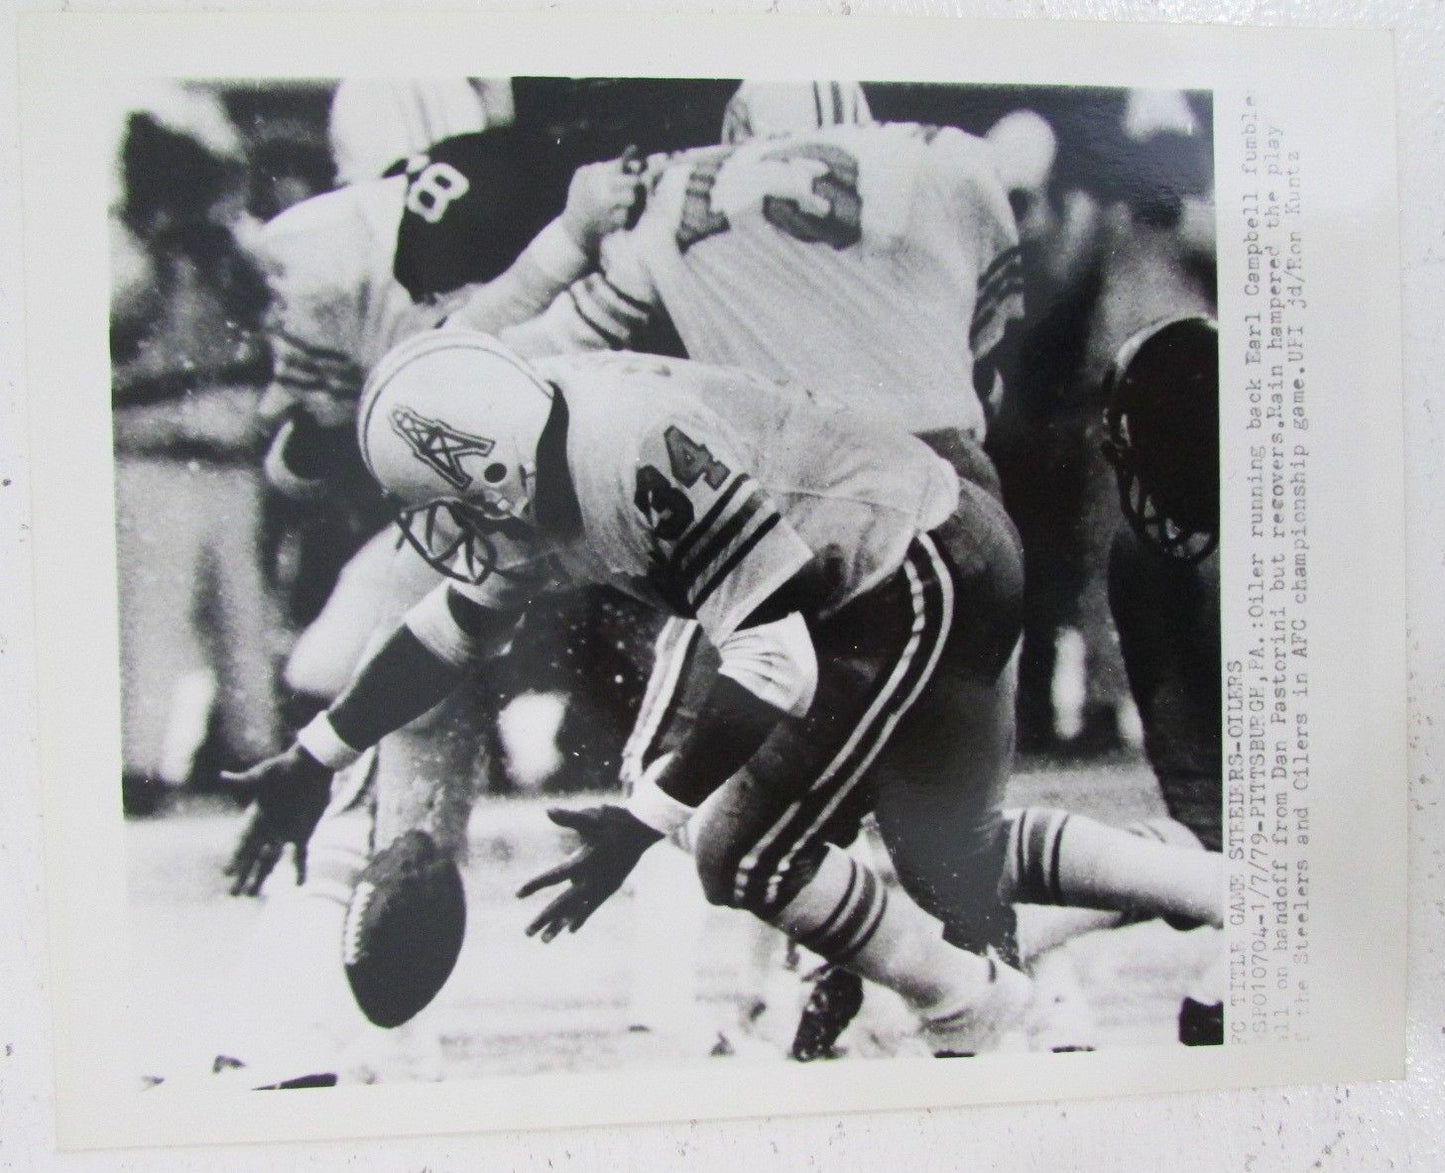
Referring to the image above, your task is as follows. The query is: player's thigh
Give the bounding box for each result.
[932,476,1026,684]
[285,527,443,698]
[373,678,493,861]
[869,660,1015,933]
[864,489,1021,939]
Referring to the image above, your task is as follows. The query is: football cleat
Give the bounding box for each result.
[1123,817,1209,931]
[923,956,1034,1057]
[1178,997,1224,1046]
[1023,948,1099,1054]
[789,964,865,1062]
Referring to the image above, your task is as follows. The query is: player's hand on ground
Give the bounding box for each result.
[220,744,333,896]
[517,805,663,941]
[561,147,647,252]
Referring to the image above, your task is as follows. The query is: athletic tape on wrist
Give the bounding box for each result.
[623,753,694,836]
[296,712,364,771]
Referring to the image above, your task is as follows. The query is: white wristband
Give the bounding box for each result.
[623,753,695,836]
[295,712,364,771]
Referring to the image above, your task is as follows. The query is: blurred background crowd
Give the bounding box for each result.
[107,77,1215,814]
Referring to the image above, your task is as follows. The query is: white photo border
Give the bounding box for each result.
[17,10,1404,1150]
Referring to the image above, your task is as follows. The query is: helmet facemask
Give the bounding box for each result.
[394,497,522,586]
[1101,315,1220,566]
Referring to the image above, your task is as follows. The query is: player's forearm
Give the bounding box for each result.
[307,583,522,761]
[648,675,786,810]
[307,624,467,761]
[451,220,592,337]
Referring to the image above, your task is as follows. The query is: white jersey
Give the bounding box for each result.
[256,177,443,420]
[446,354,960,646]
[504,123,1023,438]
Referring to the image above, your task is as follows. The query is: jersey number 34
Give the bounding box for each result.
[634,426,732,542]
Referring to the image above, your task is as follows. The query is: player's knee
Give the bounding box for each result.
[692,835,748,909]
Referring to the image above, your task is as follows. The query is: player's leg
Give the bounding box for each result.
[1109,525,1225,1043]
[208,752,379,1084]
[1109,527,1223,850]
[205,464,285,773]
[283,526,434,704]
[687,538,1032,1054]
[372,678,493,861]
[208,534,483,1084]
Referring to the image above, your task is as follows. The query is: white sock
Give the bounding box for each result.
[1005,807,1223,928]
[769,844,1012,1022]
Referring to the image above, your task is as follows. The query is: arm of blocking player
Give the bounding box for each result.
[496,210,661,359]
[448,151,646,338]
[222,585,517,894]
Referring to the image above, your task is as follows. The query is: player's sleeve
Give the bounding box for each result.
[253,213,367,421]
[630,414,813,648]
[962,146,1025,421]
[445,218,594,336]
[970,238,1024,421]
[498,229,661,359]
[265,319,365,418]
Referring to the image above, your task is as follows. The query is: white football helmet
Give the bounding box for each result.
[358,330,555,584]
[720,81,873,145]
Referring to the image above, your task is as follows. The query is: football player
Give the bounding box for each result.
[1101,314,1224,1043]
[226,334,1226,1058]
[464,91,1026,1053]
[488,117,1018,445]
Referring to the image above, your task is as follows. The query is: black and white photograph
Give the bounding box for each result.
[108,72,1225,1084]
[12,11,1406,1152]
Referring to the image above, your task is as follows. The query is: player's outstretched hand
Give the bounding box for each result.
[561,147,647,253]
[517,805,663,942]
[220,744,333,897]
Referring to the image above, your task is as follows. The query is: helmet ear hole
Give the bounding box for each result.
[483,462,507,484]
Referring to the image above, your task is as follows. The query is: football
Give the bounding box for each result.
[342,830,467,1029]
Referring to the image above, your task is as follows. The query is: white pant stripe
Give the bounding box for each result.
[735,533,955,906]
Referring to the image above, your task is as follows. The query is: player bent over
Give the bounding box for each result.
[228,333,1224,1057]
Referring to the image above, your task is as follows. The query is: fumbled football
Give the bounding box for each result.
[342,829,467,1029]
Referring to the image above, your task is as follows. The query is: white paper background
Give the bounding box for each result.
[1,0,1440,1168]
